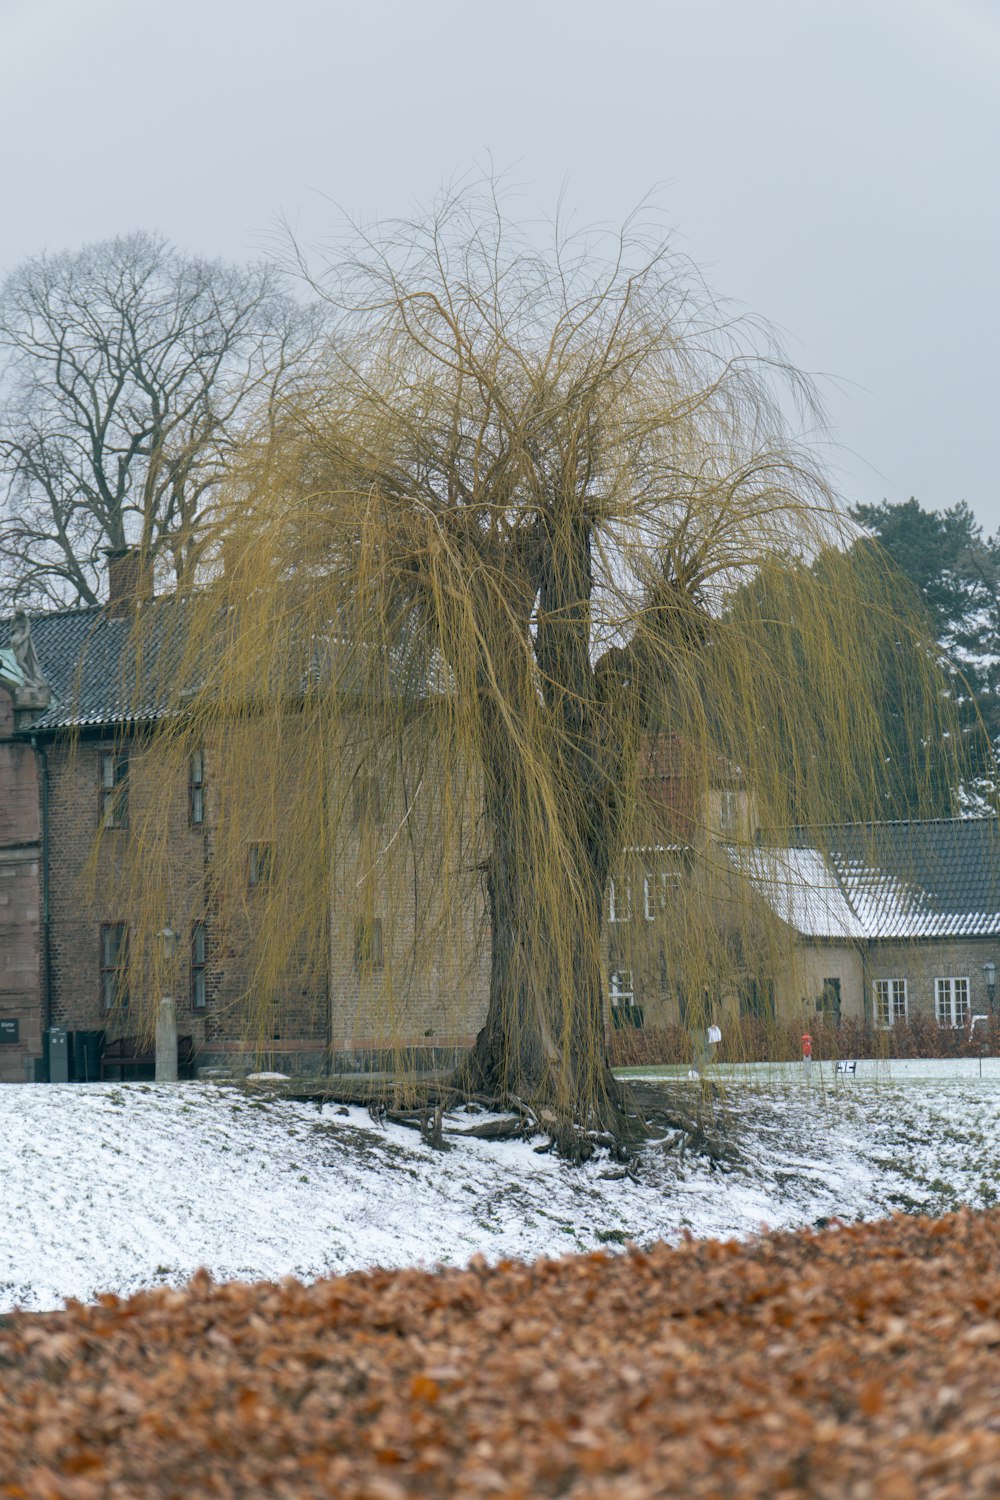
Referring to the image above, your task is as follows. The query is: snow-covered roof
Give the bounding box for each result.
[735,847,868,940]
[734,818,1000,941]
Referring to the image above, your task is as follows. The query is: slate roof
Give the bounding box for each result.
[0,596,446,734]
[739,818,1000,941]
[0,601,190,733]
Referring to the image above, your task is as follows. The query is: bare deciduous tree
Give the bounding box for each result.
[0,231,322,608]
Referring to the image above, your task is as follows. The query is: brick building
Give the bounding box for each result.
[0,643,44,1080]
[0,560,705,1081]
[0,558,491,1080]
[2,560,998,1080]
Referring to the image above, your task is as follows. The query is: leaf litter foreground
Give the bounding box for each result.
[3,1210,1000,1499]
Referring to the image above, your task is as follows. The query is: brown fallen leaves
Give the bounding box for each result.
[3,1210,1000,1498]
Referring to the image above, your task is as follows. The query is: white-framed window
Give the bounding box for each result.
[609,877,632,923]
[609,968,643,1029]
[609,969,634,1007]
[643,871,675,921]
[935,977,970,1028]
[874,977,907,1028]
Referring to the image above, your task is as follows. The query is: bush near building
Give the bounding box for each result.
[608,1014,1000,1067]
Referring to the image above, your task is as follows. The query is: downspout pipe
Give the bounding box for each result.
[30,734,52,1035]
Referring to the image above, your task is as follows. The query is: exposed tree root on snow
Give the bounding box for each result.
[252,1074,736,1169]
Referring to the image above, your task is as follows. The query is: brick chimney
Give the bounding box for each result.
[104,547,153,617]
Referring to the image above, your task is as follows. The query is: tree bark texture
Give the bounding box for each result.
[456,514,632,1135]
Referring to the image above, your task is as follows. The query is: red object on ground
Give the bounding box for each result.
[801,1032,813,1058]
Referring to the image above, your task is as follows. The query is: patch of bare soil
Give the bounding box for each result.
[3,1210,1000,1498]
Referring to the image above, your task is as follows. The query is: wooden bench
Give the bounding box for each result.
[835,1059,857,1076]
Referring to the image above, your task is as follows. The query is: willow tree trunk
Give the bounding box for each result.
[456,515,633,1140]
[458,758,625,1133]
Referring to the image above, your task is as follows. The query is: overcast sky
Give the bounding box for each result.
[1,0,997,532]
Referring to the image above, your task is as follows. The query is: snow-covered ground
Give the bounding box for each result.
[3,1066,1000,1313]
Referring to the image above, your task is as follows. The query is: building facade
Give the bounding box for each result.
[2,563,998,1080]
[0,667,43,1081]
[734,820,1000,1032]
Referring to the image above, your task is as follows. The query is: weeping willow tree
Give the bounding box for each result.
[117,188,967,1146]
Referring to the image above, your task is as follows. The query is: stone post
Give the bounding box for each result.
[155,996,178,1082]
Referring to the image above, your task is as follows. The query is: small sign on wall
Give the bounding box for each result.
[0,1019,20,1043]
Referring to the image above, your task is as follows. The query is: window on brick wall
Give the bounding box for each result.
[99,751,129,829]
[189,750,205,826]
[100,922,129,1010]
[874,978,907,1028]
[609,968,643,1029]
[354,915,384,973]
[935,976,970,1028]
[608,877,631,923]
[642,870,679,920]
[248,843,272,888]
[190,922,207,1008]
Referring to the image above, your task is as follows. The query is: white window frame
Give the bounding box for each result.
[642,870,678,921]
[609,969,634,1008]
[609,877,632,923]
[935,976,970,1028]
[874,977,908,1028]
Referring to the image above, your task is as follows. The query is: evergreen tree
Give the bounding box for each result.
[850,498,1000,755]
[724,546,974,818]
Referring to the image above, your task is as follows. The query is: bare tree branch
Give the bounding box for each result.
[0,231,325,608]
